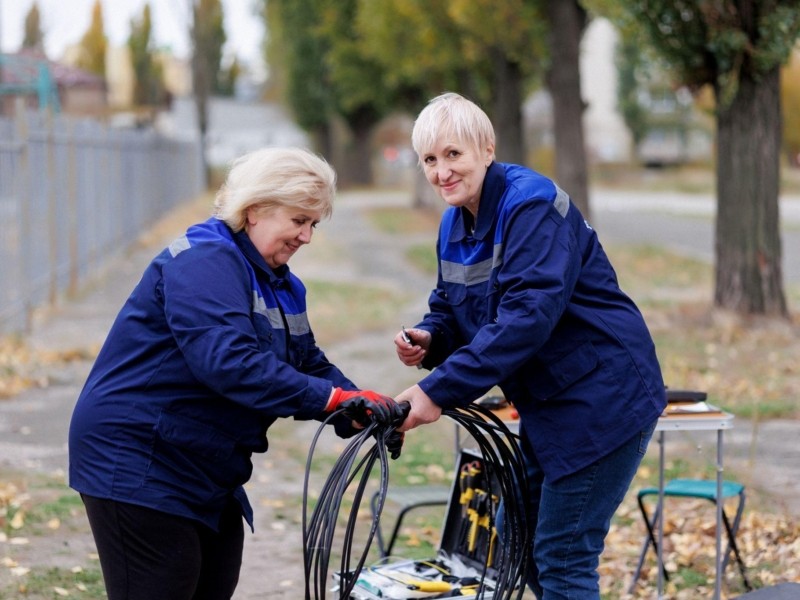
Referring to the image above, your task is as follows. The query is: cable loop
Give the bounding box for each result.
[303,404,531,599]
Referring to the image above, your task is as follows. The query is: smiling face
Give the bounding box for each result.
[420,139,495,216]
[245,205,322,268]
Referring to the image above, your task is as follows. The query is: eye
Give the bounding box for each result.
[423,155,436,166]
[447,149,461,159]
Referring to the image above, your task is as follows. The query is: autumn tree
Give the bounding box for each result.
[782,48,800,167]
[216,57,241,97]
[546,1,591,218]
[22,2,44,52]
[317,0,399,185]
[357,0,545,164]
[265,0,336,158]
[128,3,165,107]
[594,1,800,318]
[354,0,473,204]
[76,0,108,77]
[189,0,226,183]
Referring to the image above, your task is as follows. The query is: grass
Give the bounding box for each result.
[304,280,410,345]
[10,566,106,598]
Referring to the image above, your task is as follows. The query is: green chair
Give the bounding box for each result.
[629,478,751,593]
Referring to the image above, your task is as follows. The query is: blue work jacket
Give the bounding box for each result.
[417,162,666,480]
[69,217,356,530]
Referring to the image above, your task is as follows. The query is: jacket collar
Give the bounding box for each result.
[448,161,505,242]
[232,227,290,283]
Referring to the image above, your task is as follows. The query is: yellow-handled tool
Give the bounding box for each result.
[407,580,452,592]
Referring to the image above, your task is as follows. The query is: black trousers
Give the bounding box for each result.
[81,494,244,600]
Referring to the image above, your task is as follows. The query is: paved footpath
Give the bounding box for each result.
[1,188,798,599]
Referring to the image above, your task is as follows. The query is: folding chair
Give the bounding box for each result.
[370,485,450,558]
[629,478,751,593]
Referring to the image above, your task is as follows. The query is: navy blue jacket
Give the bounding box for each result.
[69,218,356,530]
[417,162,666,480]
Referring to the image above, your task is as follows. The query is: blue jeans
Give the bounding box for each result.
[498,419,656,600]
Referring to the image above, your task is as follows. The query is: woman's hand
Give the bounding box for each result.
[395,385,441,432]
[394,327,430,367]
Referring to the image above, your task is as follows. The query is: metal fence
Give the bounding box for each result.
[0,108,205,335]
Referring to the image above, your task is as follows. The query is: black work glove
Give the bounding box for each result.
[384,402,410,459]
[385,430,405,460]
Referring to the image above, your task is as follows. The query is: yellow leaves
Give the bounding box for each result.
[0,336,98,399]
[9,509,25,530]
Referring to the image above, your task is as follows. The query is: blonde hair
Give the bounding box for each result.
[411,92,496,161]
[213,147,336,232]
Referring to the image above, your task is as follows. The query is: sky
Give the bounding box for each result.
[0,0,265,67]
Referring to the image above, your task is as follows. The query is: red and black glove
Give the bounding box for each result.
[326,388,405,426]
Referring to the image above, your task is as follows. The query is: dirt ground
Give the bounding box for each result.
[2,187,799,599]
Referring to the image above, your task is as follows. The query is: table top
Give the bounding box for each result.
[479,401,735,433]
[657,405,734,431]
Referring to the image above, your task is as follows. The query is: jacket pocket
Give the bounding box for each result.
[442,281,467,306]
[528,340,600,400]
[155,410,237,462]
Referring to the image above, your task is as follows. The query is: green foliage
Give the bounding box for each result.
[128,4,166,106]
[76,0,107,77]
[22,2,44,52]
[318,0,394,122]
[782,48,800,164]
[266,0,548,139]
[216,57,241,97]
[356,0,546,112]
[266,0,334,132]
[594,1,800,109]
[191,0,227,95]
[615,32,649,146]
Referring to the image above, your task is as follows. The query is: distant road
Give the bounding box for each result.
[591,189,800,285]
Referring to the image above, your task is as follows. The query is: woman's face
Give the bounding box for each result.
[420,138,494,216]
[245,205,322,268]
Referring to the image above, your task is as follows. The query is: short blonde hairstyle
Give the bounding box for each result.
[411,92,496,161]
[213,147,336,232]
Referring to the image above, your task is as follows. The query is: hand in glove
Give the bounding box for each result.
[326,388,404,426]
[384,402,410,459]
[385,430,405,460]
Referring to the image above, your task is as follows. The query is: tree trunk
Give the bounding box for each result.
[491,50,525,165]
[545,0,590,219]
[338,117,374,188]
[714,67,788,317]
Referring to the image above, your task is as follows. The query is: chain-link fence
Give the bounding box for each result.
[0,109,205,335]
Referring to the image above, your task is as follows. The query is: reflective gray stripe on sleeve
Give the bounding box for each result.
[252,292,269,318]
[554,186,570,218]
[441,256,493,285]
[252,292,284,329]
[252,292,309,334]
[168,235,191,257]
[493,243,504,270]
[285,312,311,336]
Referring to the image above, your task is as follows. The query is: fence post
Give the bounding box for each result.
[67,119,79,297]
[46,110,58,305]
[14,99,33,333]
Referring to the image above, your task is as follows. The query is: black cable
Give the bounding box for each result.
[302,403,531,600]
